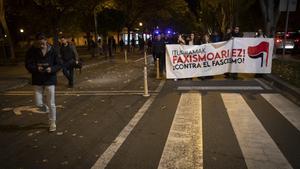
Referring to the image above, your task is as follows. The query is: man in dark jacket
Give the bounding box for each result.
[25,33,62,132]
[152,34,166,77]
[60,36,79,87]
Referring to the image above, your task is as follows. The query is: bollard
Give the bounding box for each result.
[144,51,147,65]
[156,58,160,79]
[143,66,150,97]
[124,49,128,63]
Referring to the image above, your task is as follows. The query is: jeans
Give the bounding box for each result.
[34,85,56,121]
[63,66,74,86]
[158,53,165,74]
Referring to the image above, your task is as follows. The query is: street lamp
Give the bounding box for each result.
[139,22,143,27]
[20,29,24,33]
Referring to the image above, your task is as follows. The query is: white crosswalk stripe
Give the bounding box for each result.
[222,93,293,169]
[158,92,297,169]
[261,93,300,131]
[158,93,203,169]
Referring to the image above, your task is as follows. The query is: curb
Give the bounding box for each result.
[263,74,300,99]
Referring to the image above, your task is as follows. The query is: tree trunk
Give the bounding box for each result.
[86,31,91,50]
[221,7,226,33]
[259,0,281,37]
[127,27,131,53]
[0,0,15,61]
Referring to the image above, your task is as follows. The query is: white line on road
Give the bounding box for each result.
[254,78,272,90]
[134,55,152,62]
[261,93,300,131]
[178,86,263,91]
[91,80,165,169]
[221,93,292,169]
[155,80,166,92]
[2,90,159,96]
[158,93,203,169]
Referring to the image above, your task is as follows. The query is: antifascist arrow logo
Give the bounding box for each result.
[248,41,269,67]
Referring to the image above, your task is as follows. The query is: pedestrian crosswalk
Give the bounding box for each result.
[261,94,300,131]
[222,93,292,169]
[158,93,203,169]
[93,92,300,169]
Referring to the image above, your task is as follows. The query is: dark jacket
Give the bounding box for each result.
[232,32,243,37]
[152,39,165,55]
[60,44,78,67]
[223,33,232,41]
[25,45,62,86]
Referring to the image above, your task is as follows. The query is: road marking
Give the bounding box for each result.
[5,105,64,115]
[91,79,165,169]
[158,93,203,169]
[221,93,293,169]
[155,80,166,92]
[254,78,272,90]
[177,86,263,91]
[134,55,152,62]
[2,90,159,96]
[261,93,300,131]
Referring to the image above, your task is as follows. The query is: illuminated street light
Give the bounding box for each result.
[20,29,24,33]
[139,22,143,27]
[4,34,7,37]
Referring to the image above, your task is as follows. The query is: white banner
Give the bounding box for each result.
[166,38,274,79]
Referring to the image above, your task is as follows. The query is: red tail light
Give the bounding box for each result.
[295,39,299,43]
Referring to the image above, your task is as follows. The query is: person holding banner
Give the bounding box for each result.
[186,33,199,45]
[231,26,243,80]
[177,34,185,45]
[256,28,267,38]
[223,28,232,41]
[200,33,213,80]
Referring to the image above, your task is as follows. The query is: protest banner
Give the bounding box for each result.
[166,38,274,79]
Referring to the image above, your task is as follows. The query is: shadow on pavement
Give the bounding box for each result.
[0,123,48,132]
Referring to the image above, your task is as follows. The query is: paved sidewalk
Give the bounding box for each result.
[0,51,147,92]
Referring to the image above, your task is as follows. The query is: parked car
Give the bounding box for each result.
[275,31,300,53]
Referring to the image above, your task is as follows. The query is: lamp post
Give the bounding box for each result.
[138,22,144,50]
[19,28,24,48]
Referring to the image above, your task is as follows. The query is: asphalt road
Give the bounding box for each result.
[0,55,299,169]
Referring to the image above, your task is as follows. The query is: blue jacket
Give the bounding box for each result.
[25,45,62,85]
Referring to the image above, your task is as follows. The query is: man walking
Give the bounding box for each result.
[25,33,62,132]
[60,36,79,88]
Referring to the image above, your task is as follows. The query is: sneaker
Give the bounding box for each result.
[49,121,56,132]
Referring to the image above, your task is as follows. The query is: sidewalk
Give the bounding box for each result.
[0,51,145,92]
[273,53,300,62]
[0,63,30,92]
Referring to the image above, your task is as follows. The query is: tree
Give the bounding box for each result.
[0,0,15,60]
[187,0,256,33]
[71,0,114,49]
[144,0,194,32]
[113,0,192,51]
[259,0,281,37]
[31,0,80,52]
[97,8,124,36]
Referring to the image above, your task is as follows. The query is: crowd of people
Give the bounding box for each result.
[151,26,266,80]
[24,27,266,132]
